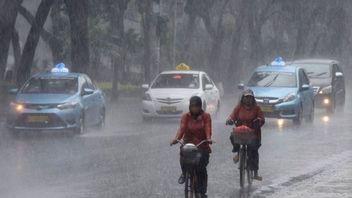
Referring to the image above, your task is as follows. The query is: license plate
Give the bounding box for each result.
[160,106,177,113]
[260,105,273,113]
[26,115,49,123]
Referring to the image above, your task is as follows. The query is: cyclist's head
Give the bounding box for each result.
[189,96,203,116]
[241,89,256,107]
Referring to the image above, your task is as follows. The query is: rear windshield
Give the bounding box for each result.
[295,63,331,78]
[151,73,199,89]
[21,77,78,94]
[248,71,297,88]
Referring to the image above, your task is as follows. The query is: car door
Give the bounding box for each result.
[332,64,345,104]
[299,69,313,116]
[83,75,101,125]
[80,77,96,125]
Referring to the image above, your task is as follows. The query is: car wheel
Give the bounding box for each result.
[142,116,152,122]
[96,108,105,130]
[305,105,314,123]
[293,107,303,125]
[327,96,336,114]
[75,116,85,134]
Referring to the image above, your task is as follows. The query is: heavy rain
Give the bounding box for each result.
[0,0,351,198]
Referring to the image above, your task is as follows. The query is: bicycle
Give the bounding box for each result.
[227,121,256,188]
[172,139,212,198]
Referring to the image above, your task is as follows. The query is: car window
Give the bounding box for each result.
[300,70,310,85]
[295,63,331,78]
[21,77,78,95]
[84,76,96,90]
[151,73,199,89]
[248,71,297,88]
[202,75,211,90]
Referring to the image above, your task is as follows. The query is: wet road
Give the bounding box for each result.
[0,94,351,198]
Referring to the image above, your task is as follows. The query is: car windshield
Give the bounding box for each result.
[21,77,78,94]
[248,71,297,87]
[151,73,199,89]
[295,63,331,78]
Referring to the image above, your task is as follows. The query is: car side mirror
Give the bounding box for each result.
[335,72,343,77]
[8,88,18,95]
[205,84,214,90]
[238,83,245,90]
[82,88,94,96]
[301,84,310,91]
[142,84,149,89]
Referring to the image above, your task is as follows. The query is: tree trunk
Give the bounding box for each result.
[142,1,153,83]
[0,0,23,79]
[65,0,90,73]
[12,29,21,82]
[16,0,54,86]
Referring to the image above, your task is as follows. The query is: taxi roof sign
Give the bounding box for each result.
[52,63,69,73]
[271,57,286,66]
[176,63,191,71]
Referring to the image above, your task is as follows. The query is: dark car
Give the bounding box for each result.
[290,59,345,113]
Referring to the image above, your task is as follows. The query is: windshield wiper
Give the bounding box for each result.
[263,74,279,87]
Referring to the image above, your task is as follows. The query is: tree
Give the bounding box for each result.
[0,0,23,79]
[16,0,55,86]
[65,0,90,73]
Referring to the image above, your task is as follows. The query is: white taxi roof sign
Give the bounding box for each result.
[176,63,191,71]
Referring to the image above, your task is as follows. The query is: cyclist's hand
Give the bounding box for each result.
[253,118,262,129]
[234,120,243,126]
[170,139,178,146]
[207,139,215,144]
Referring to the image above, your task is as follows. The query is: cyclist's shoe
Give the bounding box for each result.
[178,173,185,184]
[233,153,239,163]
[196,193,207,198]
[253,171,263,181]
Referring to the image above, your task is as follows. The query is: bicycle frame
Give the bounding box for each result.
[239,144,253,188]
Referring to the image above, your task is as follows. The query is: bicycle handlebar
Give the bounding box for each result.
[172,139,215,147]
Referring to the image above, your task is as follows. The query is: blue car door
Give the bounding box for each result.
[83,75,101,125]
[299,69,313,116]
[80,77,96,125]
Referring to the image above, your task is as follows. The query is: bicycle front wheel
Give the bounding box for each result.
[247,169,253,185]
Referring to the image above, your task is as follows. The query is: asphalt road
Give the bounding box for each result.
[0,93,351,198]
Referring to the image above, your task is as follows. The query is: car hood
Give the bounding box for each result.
[149,88,201,99]
[16,94,77,104]
[309,78,331,87]
[248,87,297,99]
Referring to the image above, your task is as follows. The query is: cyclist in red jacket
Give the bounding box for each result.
[226,89,265,180]
[171,96,213,198]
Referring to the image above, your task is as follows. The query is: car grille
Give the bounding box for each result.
[15,113,66,128]
[24,104,58,110]
[156,110,183,115]
[156,98,183,105]
[255,97,281,104]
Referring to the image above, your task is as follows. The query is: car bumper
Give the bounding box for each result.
[7,107,81,131]
[142,100,189,118]
[314,94,332,108]
[258,100,300,119]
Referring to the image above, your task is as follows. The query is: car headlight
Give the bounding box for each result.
[57,101,79,110]
[10,102,24,112]
[319,85,332,94]
[283,93,297,102]
[143,93,152,101]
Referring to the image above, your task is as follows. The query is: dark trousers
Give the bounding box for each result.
[180,152,210,194]
[230,134,261,171]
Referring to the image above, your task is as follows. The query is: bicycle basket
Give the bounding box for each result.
[232,126,256,145]
[180,143,202,166]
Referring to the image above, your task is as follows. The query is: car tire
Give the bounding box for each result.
[327,96,336,114]
[142,116,152,122]
[96,108,105,130]
[305,105,314,123]
[293,107,303,125]
[75,116,85,134]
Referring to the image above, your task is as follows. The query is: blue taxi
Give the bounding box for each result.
[7,64,106,134]
[238,58,315,125]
